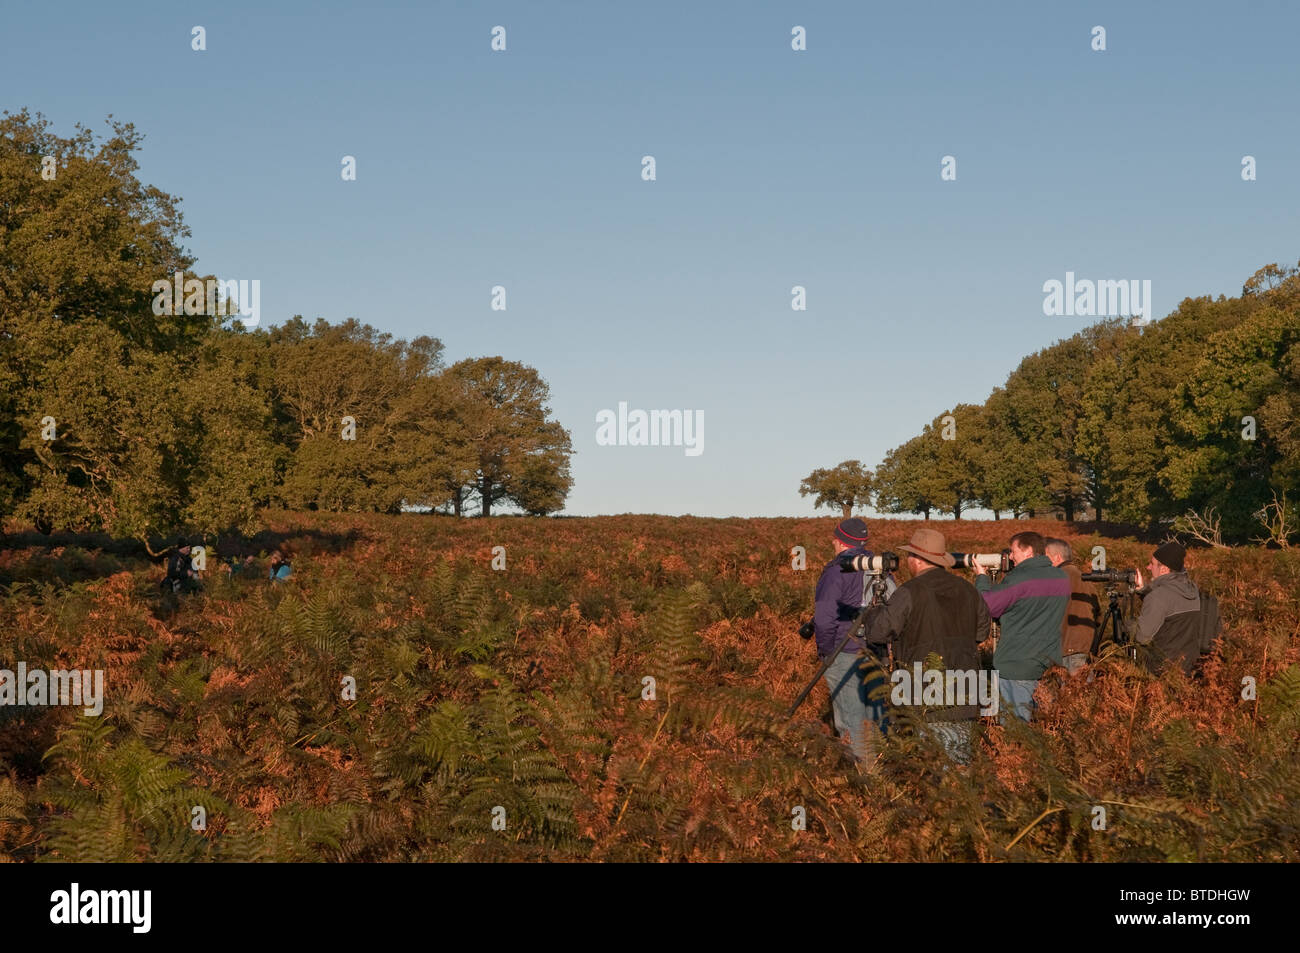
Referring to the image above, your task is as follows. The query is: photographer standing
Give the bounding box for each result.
[1132,542,1202,674]
[1045,538,1099,675]
[971,532,1069,721]
[812,518,896,763]
[862,529,990,764]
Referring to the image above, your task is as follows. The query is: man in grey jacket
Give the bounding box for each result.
[1132,541,1202,674]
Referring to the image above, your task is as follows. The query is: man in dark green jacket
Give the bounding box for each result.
[863,528,991,764]
[971,531,1069,721]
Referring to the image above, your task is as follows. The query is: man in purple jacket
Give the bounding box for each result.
[812,518,897,763]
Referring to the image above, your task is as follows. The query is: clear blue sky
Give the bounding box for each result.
[4,1,1298,516]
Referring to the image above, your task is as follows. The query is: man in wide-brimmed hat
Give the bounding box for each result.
[811,518,897,764]
[863,527,990,764]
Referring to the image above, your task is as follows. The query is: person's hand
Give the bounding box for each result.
[1135,567,1144,589]
[972,562,987,577]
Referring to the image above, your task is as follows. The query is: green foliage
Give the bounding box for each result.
[873,442,933,518]
[40,721,229,862]
[1,111,574,534]
[441,357,574,517]
[799,460,874,518]
[860,264,1299,535]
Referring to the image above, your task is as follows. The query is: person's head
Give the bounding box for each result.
[1149,541,1185,579]
[178,542,191,554]
[898,528,954,574]
[906,554,933,575]
[1008,531,1045,564]
[269,551,284,567]
[832,518,870,554]
[1044,537,1073,568]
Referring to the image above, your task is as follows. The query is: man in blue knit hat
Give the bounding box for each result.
[812,517,896,763]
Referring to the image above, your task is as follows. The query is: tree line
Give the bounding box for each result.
[802,262,1300,541]
[0,110,573,543]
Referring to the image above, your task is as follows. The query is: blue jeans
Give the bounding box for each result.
[823,652,888,762]
[999,678,1038,722]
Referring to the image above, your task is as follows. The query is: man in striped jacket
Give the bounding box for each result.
[970,531,1070,721]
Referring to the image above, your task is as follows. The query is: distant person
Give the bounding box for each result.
[162,540,197,594]
[970,532,1069,721]
[1044,538,1098,675]
[1131,542,1206,674]
[811,518,897,764]
[268,550,293,583]
[863,528,990,764]
[227,554,256,576]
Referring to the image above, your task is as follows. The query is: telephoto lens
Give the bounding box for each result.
[838,552,900,573]
[1081,568,1137,585]
[950,552,1014,572]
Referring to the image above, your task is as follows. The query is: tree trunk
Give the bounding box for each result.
[993,509,1002,521]
[922,506,931,520]
[1063,498,1075,521]
[953,499,962,519]
[841,503,852,519]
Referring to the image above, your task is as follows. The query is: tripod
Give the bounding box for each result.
[984,566,1006,650]
[788,572,891,718]
[1089,586,1134,660]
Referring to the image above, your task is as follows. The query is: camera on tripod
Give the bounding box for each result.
[1085,567,1139,654]
[838,552,900,573]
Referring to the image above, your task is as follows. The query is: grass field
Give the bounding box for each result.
[1,513,1297,861]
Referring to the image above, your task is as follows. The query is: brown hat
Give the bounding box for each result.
[899,528,955,568]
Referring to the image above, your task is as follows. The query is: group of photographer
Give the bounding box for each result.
[806,519,1215,767]
[159,538,295,597]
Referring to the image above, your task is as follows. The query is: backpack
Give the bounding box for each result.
[1197,591,1222,656]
